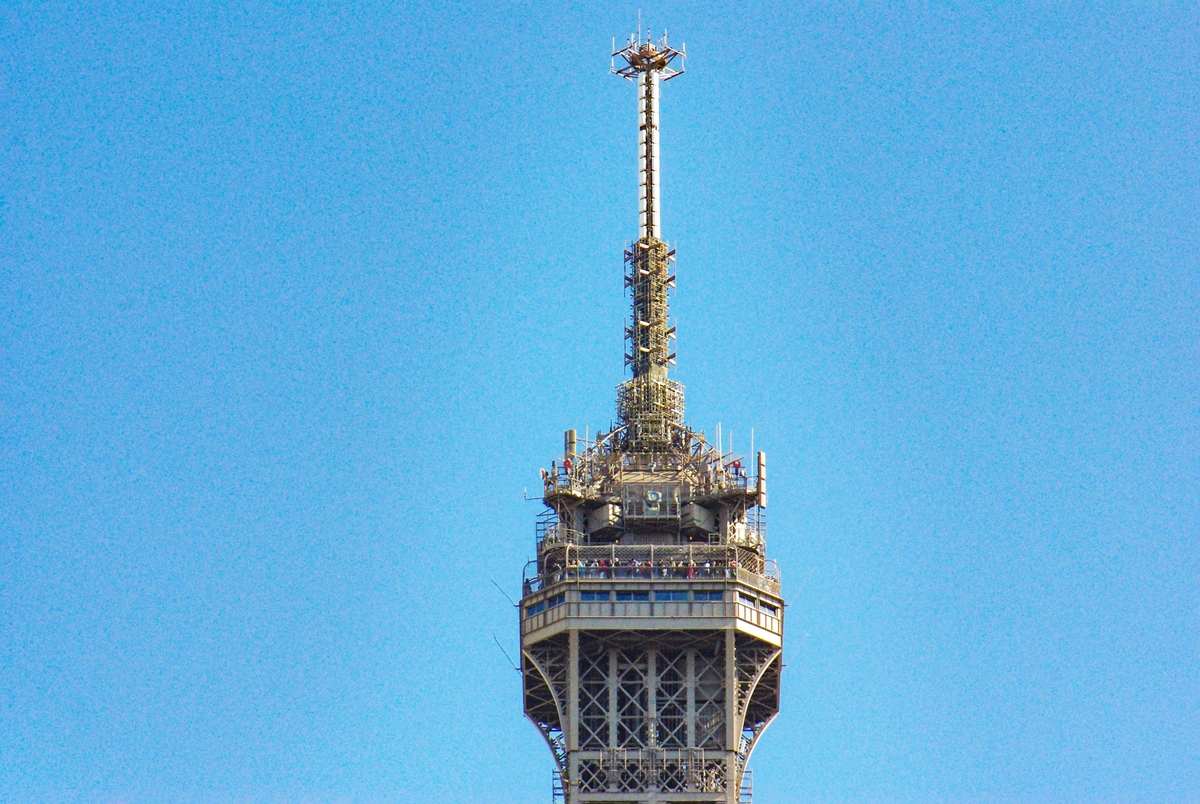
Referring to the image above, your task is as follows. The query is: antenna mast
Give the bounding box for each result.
[612,31,686,450]
[612,30,684,241]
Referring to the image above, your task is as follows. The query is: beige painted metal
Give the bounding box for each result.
[522,30,781,804]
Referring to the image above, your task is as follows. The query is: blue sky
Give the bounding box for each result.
[2,3,1197,802]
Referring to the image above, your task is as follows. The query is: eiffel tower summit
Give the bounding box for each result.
[520,30,784,804]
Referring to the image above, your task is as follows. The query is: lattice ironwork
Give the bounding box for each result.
[617,373,685,450]
[616,649,649,748]
[578,759,605,793]
[744,651,782,729]
[656,648,688,748]
[523,636,570,776]
[617,238,683,450]
[698,759,728,793]
[616,753,650,792]
[622,240,677,378]
[734,636,779,717]
[733,637,783,795]
[579,645,609,750]
[527,614,780,799]
[660,758,688,792]
[530,639,570,709]
[695,643,726,749]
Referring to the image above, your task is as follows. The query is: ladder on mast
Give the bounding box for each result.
[551,768,565,803]
[740,768,754,803]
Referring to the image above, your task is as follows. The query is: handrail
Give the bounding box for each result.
[522,562,781,596]
[538,525,767,557]
[533,542,772,571]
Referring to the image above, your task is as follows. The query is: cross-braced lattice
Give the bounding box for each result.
[610,751,651,793]
[577,759,605,793]
[523,637,569,776]
[734,636,779,717]
[656,648,688,748]
[579,645,609,750]
[695,645,726,749]
[660,758,687,792]
[616,650,649,748]
[698,759,728,793]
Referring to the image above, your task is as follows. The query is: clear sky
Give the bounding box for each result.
[2,3,1197,803]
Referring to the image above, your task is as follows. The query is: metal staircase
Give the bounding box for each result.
[740,768,754,803]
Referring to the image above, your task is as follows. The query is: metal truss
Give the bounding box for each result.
[521,630,780,801]
[734,634,782,781]
[521,27,785,804]
[524,635,570,777]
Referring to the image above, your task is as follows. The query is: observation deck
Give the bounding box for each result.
[521,546,783,648]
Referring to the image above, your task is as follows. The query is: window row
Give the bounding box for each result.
[523,589,771,619]
[580,590,725,603]
[738,591,779,616]
[524,593,565,617]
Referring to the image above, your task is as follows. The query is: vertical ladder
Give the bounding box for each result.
[739,768,753,804]
[552,768,565,804]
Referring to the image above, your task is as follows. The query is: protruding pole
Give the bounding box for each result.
[612,32,684,244]
[638,67,662,241]
[612,32,686,447]
[757,451,768,509]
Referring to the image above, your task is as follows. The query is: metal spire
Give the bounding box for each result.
[613,31,686,448]
[613,31,684,241]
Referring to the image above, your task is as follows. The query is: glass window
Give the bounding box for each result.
[548,594,565,608]
[760,601,778,615]
[621,483,681,519]
[694,591,723,602]
[616,591,650,602]
[580,591,610,602]
[655,591,688,601]
[739,593,758,606]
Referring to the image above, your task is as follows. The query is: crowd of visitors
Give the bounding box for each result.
[524,557,744,594]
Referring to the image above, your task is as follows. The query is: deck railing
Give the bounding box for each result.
[523,546,781,597]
